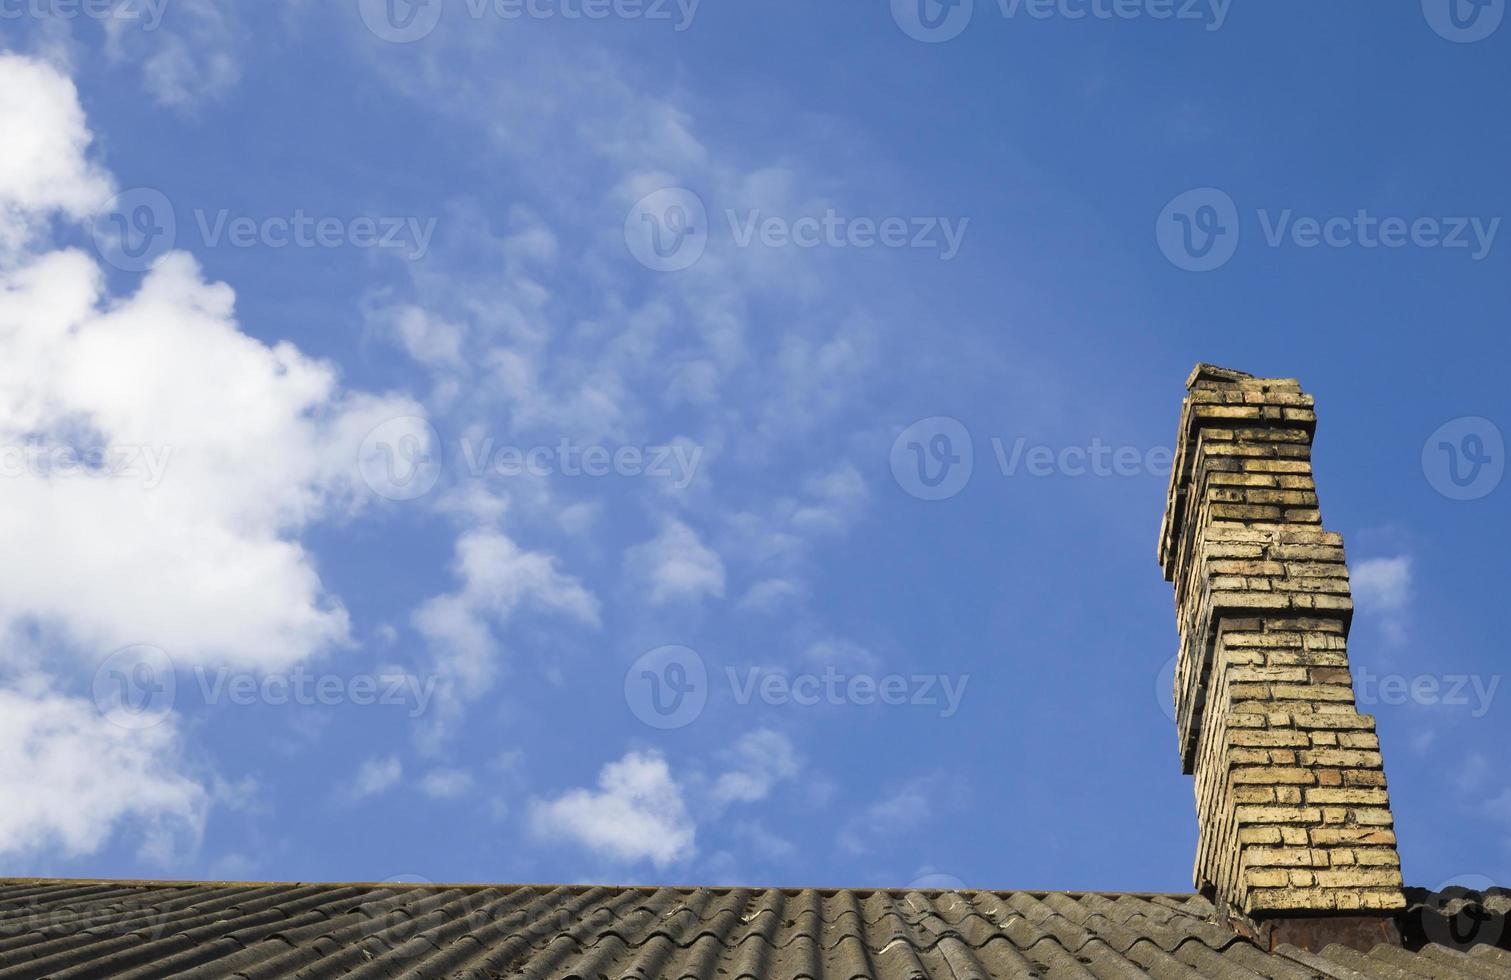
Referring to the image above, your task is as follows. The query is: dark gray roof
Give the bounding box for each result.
[0,879,1507,979]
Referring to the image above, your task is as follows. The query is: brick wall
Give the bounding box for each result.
[1158,364,1405,919]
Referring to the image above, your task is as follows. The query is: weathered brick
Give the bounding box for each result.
[1310,828,1396,847]
[1161,366,1403,918]
[1243,848,1326,868]
[1298,749,1382,768]
[1228,730,1309,748]
[1235,806,1322,824]
[1230,767,1316,786]
[1306,787,1390,806]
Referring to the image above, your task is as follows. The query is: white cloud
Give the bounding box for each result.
[737,578,804,613]
[1409,729,1437,756]
[0,54,113,255]
[0,54,423,670]
[803,638,880,673]
[625,518,726,606]
[414,528,599,743]
[0,51,433,861]
[420,768,473,800]
[206,851,259,879]
[1353,556,1412,612]
[731,820,795,860]
[791,463,870,533]
[0,689,207,863]
[380,304,466,368]
[529,751,695,868]
[0,247,418,668]
[710,729,801,808]
[1353,558,1408,610]
[344,756,403,801]
[352,35,900,693]
[721,464,875,614]
[837,777,947,856]
[1482,786,1511,828]
[1353,555,1412,645]
[104,0,244,111]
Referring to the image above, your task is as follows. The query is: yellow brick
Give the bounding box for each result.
[1230,767,1316,785]
[1243,848,1325,868]
[1229,731,1309,748]
[1238,827,1283,845]
[1350,849,1401,868]
[1236,806,1321,824]
[1310,828,1396,847]
[1313,869,1403,889]
[1306,787,1390,806]
[1246,870,1290,888]
[1298,749,1382,768]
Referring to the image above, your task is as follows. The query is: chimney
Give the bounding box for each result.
[1158,364,1406,953]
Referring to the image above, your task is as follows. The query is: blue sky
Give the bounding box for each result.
[0,0,1507,896]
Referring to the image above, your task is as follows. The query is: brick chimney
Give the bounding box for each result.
[1158,364,1406,952]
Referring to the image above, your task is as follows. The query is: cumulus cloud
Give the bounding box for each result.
[0,53,421,669]
[0,689,207,863]
[0,51,422,862]
[625,518,726,606]
[0,55,112,254]
[529,751,695,868]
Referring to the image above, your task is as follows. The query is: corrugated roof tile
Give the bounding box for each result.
[0,880,1506,978]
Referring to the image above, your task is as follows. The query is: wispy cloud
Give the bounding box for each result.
[414,528,600,746]
[709,729,802,809]
[342,756,403,802]
[625,518,727,606]
[104,0,244,111]
[1353,555,1413,645]
[837,775,963,857]
[420,768,474,800]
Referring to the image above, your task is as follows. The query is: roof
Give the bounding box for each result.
[0,879,1507,979]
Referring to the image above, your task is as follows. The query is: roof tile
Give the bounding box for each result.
[1,880,1506,979]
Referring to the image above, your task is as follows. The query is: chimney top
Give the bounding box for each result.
[1184,362,1255,388]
